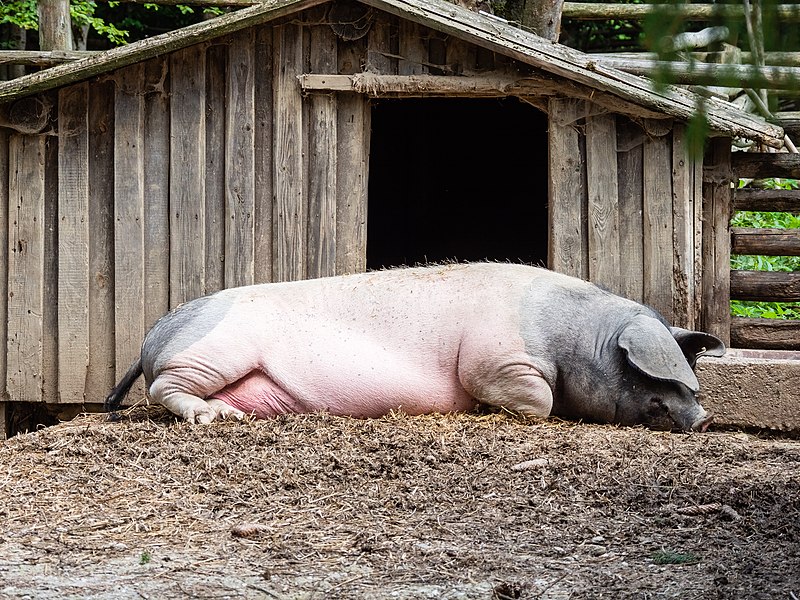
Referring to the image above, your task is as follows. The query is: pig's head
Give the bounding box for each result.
[612,315,725,432]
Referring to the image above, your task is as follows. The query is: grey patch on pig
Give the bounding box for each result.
[619,314,699,391]
[141,293,234,385]
[516,277,711,430]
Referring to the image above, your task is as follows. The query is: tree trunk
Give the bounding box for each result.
[38,0,74,51]
[522,0,565,41]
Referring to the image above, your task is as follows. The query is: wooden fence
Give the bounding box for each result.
[730,152,800,349]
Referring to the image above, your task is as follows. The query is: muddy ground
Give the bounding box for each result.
[0,407,798,599]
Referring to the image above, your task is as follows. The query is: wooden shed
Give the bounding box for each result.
[0,0,784,427]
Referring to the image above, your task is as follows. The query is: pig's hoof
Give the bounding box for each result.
[186,404,216,424]
[205,399,246,421]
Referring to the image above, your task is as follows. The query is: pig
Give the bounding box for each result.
[105,262,725,431]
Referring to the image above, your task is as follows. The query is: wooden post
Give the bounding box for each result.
[701,137,732,345]
[548,98,587,279]
[37,0,74,51]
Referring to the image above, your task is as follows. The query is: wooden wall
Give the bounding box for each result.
[0,13,378,406]
[548,98,705,332]
[0,5,723,408]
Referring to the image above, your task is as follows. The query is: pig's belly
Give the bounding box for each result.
[209,369,478,419]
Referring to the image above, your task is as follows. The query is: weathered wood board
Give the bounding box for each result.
[548,98,587,280]
[57,83,90,403]
[7,134,46,403]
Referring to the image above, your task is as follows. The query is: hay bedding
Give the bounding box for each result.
[0,408,798,599]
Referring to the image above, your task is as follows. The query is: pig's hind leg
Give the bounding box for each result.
[149,378,230,424]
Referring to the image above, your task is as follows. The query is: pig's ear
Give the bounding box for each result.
[670,327,726,368]
[618,315,699,392]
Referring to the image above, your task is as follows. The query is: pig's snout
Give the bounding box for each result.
[690,413,713,433]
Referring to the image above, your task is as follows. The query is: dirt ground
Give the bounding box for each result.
[0,407,798,600]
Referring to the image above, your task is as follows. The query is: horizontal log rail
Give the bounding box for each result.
[733,188,800,212]
[562,2,800,21]
[595,52,800,67]
[730,270,800,302]
[587,58,800,90]
[731,228,800,256]
[732,153,800,180]
[731,317,800,350]
[0,50,95,67]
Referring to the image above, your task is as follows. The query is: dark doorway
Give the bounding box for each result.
[366,97,549,270]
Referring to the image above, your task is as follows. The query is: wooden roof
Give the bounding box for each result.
[0,0,784,146]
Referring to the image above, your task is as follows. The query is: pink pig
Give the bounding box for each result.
[106,263,724,431]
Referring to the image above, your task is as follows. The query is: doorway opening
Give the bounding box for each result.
[367,97,549,270]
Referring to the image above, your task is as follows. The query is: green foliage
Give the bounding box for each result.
[0,0,38,30]
[139,549,151,565]
[731,179,799,320]
[0,0,129,45]
[71,1,129,46]
[731,301,800,319]
[0,1,223,48]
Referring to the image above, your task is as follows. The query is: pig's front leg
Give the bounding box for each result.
[458,350,555,417]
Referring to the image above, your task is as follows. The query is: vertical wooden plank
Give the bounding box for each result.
[226,29,256,288]
[42,136,58,404]
[308,16,338,279]
[616,117,644,302]
[0,128,8,402]
[205,43,227,294]
[170,45,206,305]
[254,25,274,284]
[7,134,45,402]
[57,83,90,403]
[114,63,146,381]
[336,94,370,275]
[85,80,116,403]
[398,21,427,75]
[547,98,587,279]
[273,24,305,282]
[671,125,694,329]
[643,133,675,321]
[367,13,398,74]
[692,146,704,330]
[586,113,620,292]
[701,137,732,345]
[143,56,170,327]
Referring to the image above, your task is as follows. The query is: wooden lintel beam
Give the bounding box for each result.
[298,73,673,121]
[299,73,526,96]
